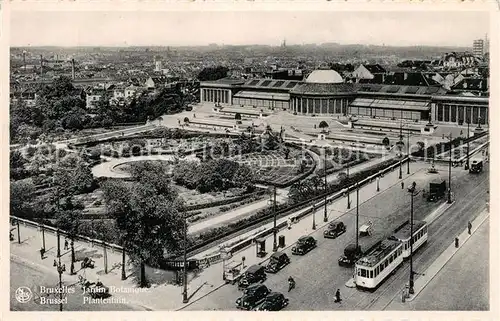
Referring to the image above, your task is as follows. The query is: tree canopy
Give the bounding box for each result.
[197,66,229,81]
[102,164,185,287]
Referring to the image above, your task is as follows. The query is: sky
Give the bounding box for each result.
[10,11,490,47]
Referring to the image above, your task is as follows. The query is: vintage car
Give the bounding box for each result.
[323,221,346,239]
[338,244,362,267]
[265,251,290,273]
[237,264,267,290]
[253,292,289,311]
[235,284,271,310]
[291,236,317,255]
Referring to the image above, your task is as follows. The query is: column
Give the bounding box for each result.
[200,88,204,102]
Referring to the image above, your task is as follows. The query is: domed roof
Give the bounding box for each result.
[305,70,343,84]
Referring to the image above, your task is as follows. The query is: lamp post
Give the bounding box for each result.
[465,119,470,170]
[272,185,278,251]
[121,248,127,280]
[407,181,420,295]
[346,166,350,209]
[70,239,75,275]
[355,183,359,251]
[16,219,21,244]
[55,229,64,311]
[182,209,188,303]
[407,126,410,175]
[448,133,453,204]
[324,148,328,222]
[312,203,316,230]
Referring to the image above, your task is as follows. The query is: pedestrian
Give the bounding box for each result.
[287,217,292,230]
[64,239,69,250]
[401,181,404,189]
[53,259,57,267]
[288,276,295,292]
[468,221,472,235]
[334,289,342,303]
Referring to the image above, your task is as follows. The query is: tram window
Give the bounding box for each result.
[369,270,373,278]
[361,269,367,277]
[357,269,361,276]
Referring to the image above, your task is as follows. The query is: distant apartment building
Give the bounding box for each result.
[442,52,477,69]
[351,64,386,83]
[10,90,37,107]
[85,89,105,109]
[145,76,166,89]
[473,39,484,58]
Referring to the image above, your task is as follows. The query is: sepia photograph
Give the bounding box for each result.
[6,8,494,315]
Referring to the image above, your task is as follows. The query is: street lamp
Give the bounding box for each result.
[121,248,127,280]
[448,133,453,204]
[407,181,420,295]
[182,208,189,303]
[55,229,64,311]
[272,185,278,251]
[346,165,350,209]
[16,219,21,244]
[465,119,470,170]
[407,125,410,175]
[323,148,328,222]
[355,183,359,251]
[312,203,316,230]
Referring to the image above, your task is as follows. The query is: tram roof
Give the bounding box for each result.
[389,220,426,241]
[356,239,401,268]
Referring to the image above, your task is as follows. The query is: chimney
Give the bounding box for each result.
[71,58,75,80]
[40,55,43,77]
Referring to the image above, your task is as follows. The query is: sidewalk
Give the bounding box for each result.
[386,207,489,308]
[11,159,417,311]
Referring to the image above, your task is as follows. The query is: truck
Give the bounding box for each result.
[469,157,483,174]
[427,179,446,202]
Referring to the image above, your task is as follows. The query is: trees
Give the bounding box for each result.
[173,159,254,193]
[10,180,36,219]
[102,168,185,287]
[197,66,229,81]
[319,121,329,132]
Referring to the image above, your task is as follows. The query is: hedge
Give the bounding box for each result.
[184,157,400,256]
[411,131,487,159]
[184,189,266,212]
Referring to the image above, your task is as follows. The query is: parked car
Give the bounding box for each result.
[235,284,271,310]
[323,221,346,239]
[265,251,290,273]
[291,236,317,255]
[238,264,267,290]
[338,243,362,267]
[253,292,289,311]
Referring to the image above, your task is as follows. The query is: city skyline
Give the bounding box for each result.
[11,11,489,48]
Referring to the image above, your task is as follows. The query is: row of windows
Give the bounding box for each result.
[233,97,289,109]
[202,89,230,104]
[357,247,403,279]
[403,226,427,250]
[436,105,488,124]
[292,98,348,114]
[349,107,428,120]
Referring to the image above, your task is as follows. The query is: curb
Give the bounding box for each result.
[175,282,227,311]
[406,208,489,302]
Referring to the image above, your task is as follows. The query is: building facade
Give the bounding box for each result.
[200,69,489,126]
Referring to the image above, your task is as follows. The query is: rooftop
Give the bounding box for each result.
[291,83,355,95]
[357,239,401,268]
[305,69,343,84]
[389,220,426,241]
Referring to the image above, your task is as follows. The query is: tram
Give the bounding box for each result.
[354,220,428,289]
[388,220,428,258]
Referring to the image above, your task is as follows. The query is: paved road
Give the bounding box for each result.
[10,258,142,311]
[389,219,489,311]
[182,164,488,310]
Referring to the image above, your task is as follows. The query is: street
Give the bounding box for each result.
[182,162,489,310]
